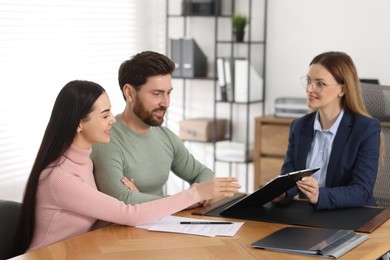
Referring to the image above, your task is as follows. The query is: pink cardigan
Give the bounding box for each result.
[29,145,201,251]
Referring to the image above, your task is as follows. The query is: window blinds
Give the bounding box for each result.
[0,0,165,201]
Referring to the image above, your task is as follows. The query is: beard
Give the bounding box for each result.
[133,98,166,126]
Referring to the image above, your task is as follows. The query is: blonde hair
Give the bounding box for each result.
[310,51,369,115]
[310,51,383,162]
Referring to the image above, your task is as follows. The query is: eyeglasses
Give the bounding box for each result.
[300,76,341,93]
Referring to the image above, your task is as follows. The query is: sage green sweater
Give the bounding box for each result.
[91,116,214,205]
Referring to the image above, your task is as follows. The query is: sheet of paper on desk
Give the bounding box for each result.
[136,216,244,237]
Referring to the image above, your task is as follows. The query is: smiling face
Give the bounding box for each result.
[131,74,173,126]
[305,63,344,113]
[75,92,116,148]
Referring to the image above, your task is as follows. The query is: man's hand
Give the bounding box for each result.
[121,177,139,192]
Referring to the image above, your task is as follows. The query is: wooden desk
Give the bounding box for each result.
[12,210,390,260]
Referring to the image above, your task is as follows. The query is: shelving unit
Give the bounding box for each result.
[165,0,267,192]
[165,1,217,123]
[213,0,267,192]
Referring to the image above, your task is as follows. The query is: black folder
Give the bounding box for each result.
[197,198,386,233]
[170,38,207,78]
[251,227,368,258]
[220,168,319,216]
[192,167,388,233]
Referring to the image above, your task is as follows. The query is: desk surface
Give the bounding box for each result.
[12,210,390,260]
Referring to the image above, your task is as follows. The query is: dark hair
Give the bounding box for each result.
[118,51,175,98]
[11,80,105,256]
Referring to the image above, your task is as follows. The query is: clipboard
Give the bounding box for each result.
[192,192,247,216]
[220,168,320,216]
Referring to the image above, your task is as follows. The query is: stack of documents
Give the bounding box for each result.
[274,97,308,118]
[136,216,244,237]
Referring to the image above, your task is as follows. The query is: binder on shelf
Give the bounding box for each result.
[251,227,368,258]
[182,0,220,16]
[171,39,182,78]
[216,57,227,101]
[234,59,263,102]
[170,38,208,78]
[224,58,233,102]
[216,57,234,102]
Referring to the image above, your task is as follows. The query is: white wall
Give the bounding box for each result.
[265,0,390,114]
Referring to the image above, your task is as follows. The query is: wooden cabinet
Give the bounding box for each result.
[253,116,293,190]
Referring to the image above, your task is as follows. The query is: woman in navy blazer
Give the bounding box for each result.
[274,51,382,210]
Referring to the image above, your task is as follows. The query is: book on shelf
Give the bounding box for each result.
[170,38,207,78]
[217,57,264,103]
[216,57,227,101]
[251,227,368,258]
[224,58,233,101]
[216,57,233,102]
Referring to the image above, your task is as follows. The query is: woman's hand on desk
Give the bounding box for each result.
[297,176,319,204]
[196,177,241,201]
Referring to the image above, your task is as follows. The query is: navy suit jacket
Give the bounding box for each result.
[281,111,381,209]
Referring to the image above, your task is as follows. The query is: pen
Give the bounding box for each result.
[180,221,233,224]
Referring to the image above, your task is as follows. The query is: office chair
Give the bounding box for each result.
[360,83,390,260]
[360,82,390,208]
[0,200,21,260]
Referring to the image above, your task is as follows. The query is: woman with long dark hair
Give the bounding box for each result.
[11,80,240,256]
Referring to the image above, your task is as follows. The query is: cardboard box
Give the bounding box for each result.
[179,118,227,142]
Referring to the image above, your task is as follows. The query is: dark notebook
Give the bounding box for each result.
[192,168,388,233]
[220,168,319,215]
[200,199,385,233]
[251,227,368,258]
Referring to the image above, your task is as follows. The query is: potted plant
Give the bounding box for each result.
[232,14,247,42]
